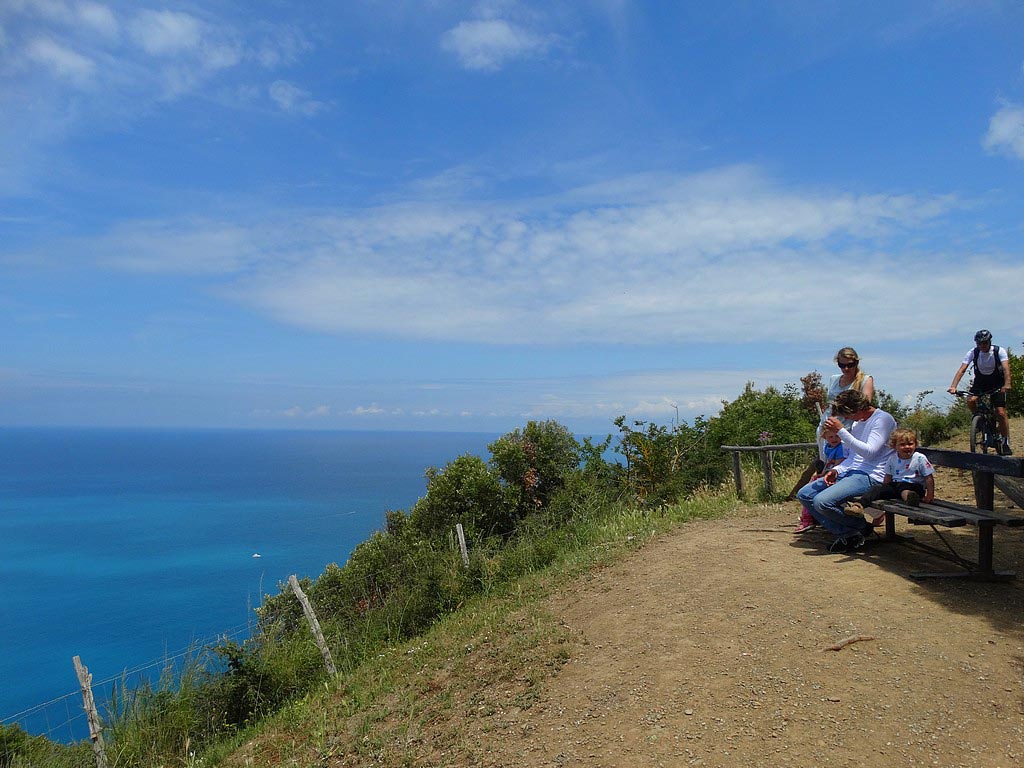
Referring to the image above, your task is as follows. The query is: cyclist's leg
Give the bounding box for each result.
[990,389,1009,439]
[995,406,1009,439]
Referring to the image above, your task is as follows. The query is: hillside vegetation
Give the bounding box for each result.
[4,364,1023,768]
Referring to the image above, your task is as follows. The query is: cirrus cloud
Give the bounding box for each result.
[71,165,1016,350]
[441,18,556,71]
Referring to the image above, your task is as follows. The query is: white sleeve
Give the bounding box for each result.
[915,454,935,477]
[837,414,894,462]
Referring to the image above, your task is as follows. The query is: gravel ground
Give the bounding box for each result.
[463,468,1024,768]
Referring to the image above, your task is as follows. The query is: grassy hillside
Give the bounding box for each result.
[213,485,756,767]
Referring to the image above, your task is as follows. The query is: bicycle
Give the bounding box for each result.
[954,389,1003,454]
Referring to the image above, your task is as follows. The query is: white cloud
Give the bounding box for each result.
[268,79,324,116]
[77,2,118,38]
[74,165,1018,352]
[282,404,331,418]
[90,219,258,273]
[128,10,202,56]
[349,403,407,417]
[441,18,554,71]
[255,26,310,68]
[983,103,1024,160]
[25,36,95,84]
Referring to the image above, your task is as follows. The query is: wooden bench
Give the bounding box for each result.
[866,447,1024,581]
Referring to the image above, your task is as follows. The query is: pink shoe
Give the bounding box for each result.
[794,507,817,534]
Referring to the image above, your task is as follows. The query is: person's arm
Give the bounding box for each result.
[1001,355,1012,393]
[948,362,969,394]
[831,414,893,461]
[861,375,875,404]
[923,474,935,503]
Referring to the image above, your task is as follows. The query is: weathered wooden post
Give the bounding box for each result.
[72,656,109,768]
[288,575,337,677]
[760,449,776,497]
[731,451,744,497]
[455,523,469,567]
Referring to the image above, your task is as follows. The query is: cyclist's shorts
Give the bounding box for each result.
[970,372,1006,407]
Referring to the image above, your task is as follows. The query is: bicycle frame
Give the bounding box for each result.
[955,389,1001,454]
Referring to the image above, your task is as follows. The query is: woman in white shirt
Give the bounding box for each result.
[797,390,895,553]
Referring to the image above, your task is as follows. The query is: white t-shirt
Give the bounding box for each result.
[962,346,1008,376]
[818,372,872,460]
[885,452,934,484]
[834,408,897,482]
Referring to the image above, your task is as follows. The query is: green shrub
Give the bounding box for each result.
[1007,346,1023,417]
[488,420,582,515]
[899,391,972,445]
[0,723,92,768]
[875,388,909,421]
[409,454,514,541]
[707,382,816,449]
[614,415,722,505]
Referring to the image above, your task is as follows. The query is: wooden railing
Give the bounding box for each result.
[720,442,817,498]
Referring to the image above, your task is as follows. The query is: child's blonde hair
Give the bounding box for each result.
[889,428,919,448]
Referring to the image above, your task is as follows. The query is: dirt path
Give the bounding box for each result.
[465,471,1024,768]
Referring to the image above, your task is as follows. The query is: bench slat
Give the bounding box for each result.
[869,500,967,527]
[925,499,1024,526]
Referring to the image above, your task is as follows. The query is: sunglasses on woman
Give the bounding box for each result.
[838,361,858,370]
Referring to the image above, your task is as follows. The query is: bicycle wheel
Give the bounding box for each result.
[970,415,989,453]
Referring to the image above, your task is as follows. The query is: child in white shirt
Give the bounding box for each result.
[857,428,935,525]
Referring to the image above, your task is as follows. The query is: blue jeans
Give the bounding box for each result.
[796,471,876,537]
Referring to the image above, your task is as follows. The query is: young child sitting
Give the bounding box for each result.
[795,428,847,533]
[855,428,935,526]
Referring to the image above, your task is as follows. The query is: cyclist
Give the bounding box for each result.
[947,329,1013,455]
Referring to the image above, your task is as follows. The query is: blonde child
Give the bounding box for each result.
[856,428,935,526]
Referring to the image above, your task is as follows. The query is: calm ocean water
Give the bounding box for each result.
[0,427,498,738]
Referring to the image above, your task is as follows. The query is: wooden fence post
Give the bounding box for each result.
[72,656,109,768]
[731,451,744,497]
[288,575,337,677]
[720,443,817,499]
[455,523,469,567]
[760,450,775,497]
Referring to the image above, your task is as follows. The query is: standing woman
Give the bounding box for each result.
[791,347,875,526]
[825,347,875,417]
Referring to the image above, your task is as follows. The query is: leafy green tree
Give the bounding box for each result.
[409,454,513,541]
[613,415,720,505]
[488,420,581,515]
[706,382,816,449]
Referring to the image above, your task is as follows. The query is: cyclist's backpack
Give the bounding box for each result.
[972,345,1004,383]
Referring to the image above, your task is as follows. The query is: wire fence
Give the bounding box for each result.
[1,621,254,746]
[0,531,471,767]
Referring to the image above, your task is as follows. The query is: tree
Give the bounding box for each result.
[707,382,816,449]
[488,420,581,515]
[409,454,513,540]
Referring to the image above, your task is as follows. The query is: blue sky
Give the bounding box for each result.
[2,1,1024,434]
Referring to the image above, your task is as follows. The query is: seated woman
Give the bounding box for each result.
[795,390,896,553]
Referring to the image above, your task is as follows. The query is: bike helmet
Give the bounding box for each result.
[974,329,993,343]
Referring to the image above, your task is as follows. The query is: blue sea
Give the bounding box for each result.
[0,427,498,739]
